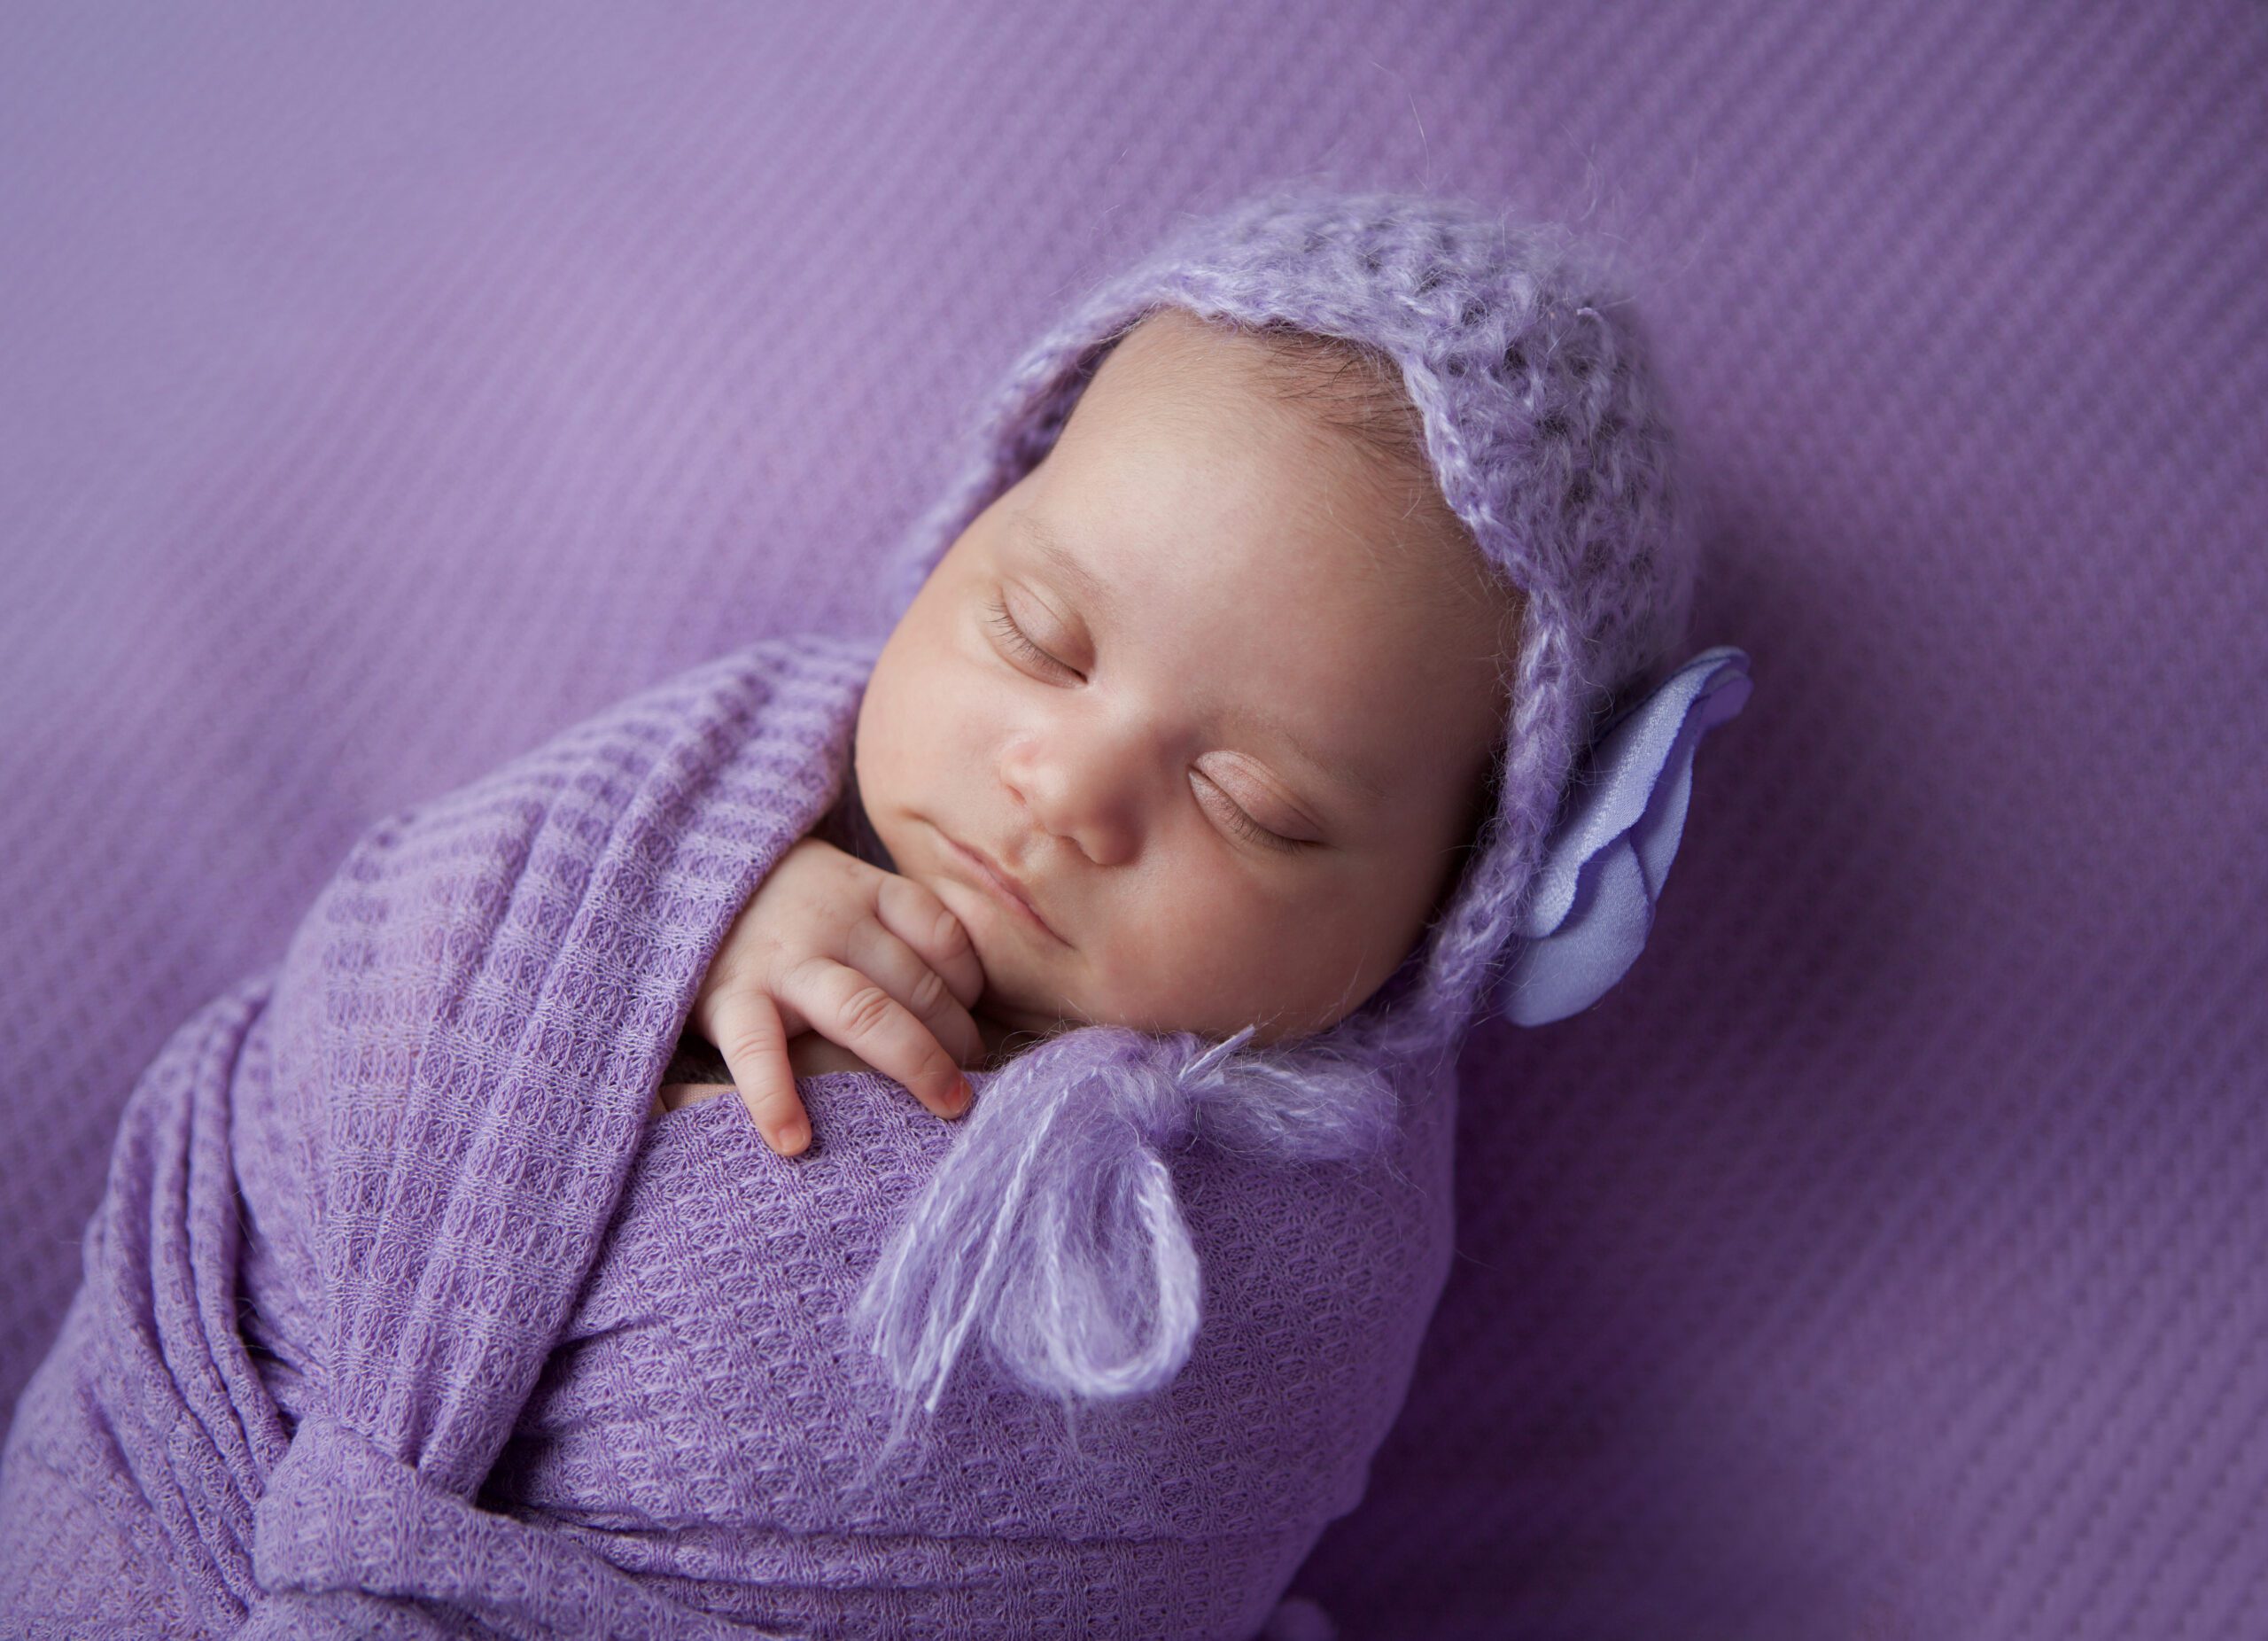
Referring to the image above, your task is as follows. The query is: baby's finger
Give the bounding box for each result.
[873,874,988,1011]
[840,918,985,1070]
[781,955,973,1122]
[703,986,813,1156]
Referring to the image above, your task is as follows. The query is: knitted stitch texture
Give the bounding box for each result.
[0,634,1456,1637]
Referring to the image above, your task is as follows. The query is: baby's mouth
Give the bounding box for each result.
[936,829,1067,945]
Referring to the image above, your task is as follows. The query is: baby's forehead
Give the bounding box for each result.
[1037,416,1503,636]
[1015,308,1518,662]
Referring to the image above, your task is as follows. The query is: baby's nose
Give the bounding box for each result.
[1002,725,1152,867]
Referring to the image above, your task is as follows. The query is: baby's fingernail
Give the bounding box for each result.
[948,1077,974,1116]
[772,1119,809,1155]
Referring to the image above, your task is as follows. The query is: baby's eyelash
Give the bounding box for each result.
[1194,773,1309,854]
[985,595,1076,679]
[1219,797,1303,852]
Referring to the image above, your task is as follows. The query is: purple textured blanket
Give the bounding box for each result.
[0,633,1454,1638]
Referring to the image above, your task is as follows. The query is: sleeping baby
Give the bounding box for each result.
[0,186,1752,1637]
[653,302,1524,1155]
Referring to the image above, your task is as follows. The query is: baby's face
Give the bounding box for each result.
[854,308,1512,1045]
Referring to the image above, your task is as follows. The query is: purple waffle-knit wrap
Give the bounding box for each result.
[0,190,1745,1635]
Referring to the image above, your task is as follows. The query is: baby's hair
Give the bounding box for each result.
[1236,317,1430,477]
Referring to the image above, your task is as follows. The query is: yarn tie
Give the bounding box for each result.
[856,1024,1270,1416]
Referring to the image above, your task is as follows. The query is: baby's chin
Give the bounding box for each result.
[969,971,1079,1040]
[974,968,1233,1050]
[956,939,1092,1054]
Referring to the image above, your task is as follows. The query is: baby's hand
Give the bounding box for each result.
[688,836,987,1156]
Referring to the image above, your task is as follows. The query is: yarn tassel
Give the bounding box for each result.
[853,1020,1401,1424]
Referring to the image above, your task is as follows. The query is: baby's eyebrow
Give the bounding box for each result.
[1015,511,1120,619]
[1227,702,1391,806]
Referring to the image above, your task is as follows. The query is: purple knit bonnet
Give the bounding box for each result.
[856,186,1753,1418]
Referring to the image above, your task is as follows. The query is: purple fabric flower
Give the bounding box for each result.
[1495,646,1755,1025]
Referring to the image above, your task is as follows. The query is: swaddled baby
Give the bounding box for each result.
[654,304,1522,1156]
[634,189,1754,1427]
[0,186,1752,1638]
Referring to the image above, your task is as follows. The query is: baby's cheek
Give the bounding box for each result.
[1118,897,1285,1028]
[1261,889,1396,1015]
[980,872,1324,1037]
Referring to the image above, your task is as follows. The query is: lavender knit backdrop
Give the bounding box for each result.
[1,4,2260,1637]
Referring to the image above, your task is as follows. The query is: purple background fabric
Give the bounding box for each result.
[2,3,2260,1636]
